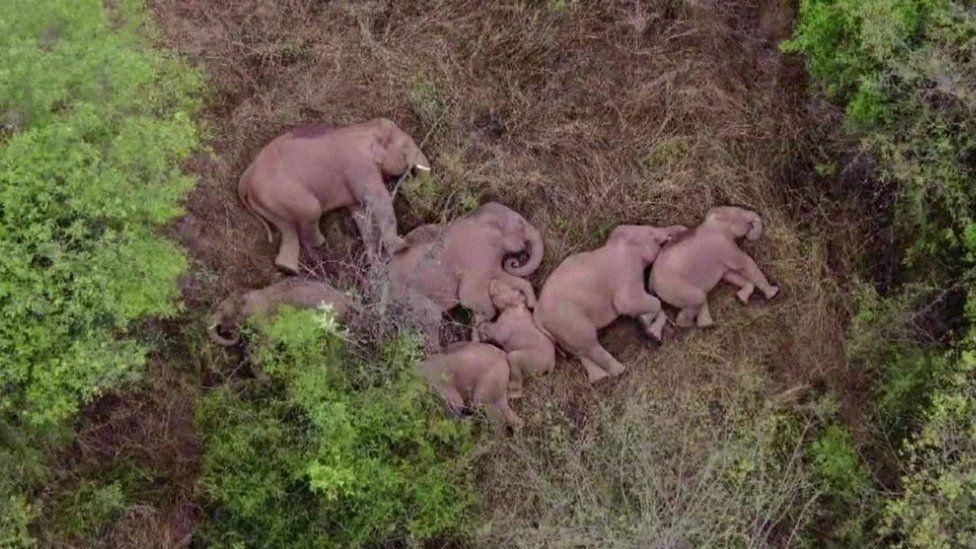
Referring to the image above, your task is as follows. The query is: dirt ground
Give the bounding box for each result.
[57,0,875,544]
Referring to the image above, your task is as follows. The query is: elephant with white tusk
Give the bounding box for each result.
[390,202,544,349]
[238,118,431,273]
[207,278,354,346]
[645,206,779,339]
[534,224,688,384]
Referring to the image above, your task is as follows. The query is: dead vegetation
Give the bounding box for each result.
[46,0,875,544]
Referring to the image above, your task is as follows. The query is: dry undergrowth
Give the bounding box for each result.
[111,0,862,544]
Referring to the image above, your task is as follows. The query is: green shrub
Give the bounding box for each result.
[197,307,474,547]
[0,0,201,542]
[880,340,976,547]
[784,0,976,276]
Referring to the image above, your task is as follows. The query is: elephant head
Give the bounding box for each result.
[371,118,431,179]
[488,278,531,311]
[609,224,688,262]
[705,206,763,241]
[477,202,545,277]
[207,293,246,347]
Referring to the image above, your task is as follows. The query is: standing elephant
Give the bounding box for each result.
[534,224,687,384]
[390,202,544,348]
[208,278,354,346]
[239,118,431,273]
[646,206,779,339]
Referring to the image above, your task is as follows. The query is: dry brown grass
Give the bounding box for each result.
[133,0,868,544]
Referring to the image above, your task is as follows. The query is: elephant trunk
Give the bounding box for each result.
[207,318,240,347]
[746,212,763,241]
[503,223,544,277]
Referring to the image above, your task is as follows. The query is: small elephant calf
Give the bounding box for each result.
[419,342,524,434]
[208,278,353,346]
[476,278,555,398]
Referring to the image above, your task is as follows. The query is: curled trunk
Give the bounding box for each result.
[503,223,544,277]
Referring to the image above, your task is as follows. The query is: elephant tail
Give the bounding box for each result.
[238,168,275,244]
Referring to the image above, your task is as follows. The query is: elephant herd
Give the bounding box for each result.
[209,118,779,433]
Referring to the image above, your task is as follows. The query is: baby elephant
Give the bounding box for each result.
[208,278,353,346]
[476,278,555,398]
[420,342,524,434]
[239,118,431,273]
[535,224,687,384]
[646,206,779,339]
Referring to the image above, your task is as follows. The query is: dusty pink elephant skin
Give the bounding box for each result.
[420,341,524,434]
[476,278,556,399]
[534,224,687,384]
[238,118,430,273]
[647,206,779,338]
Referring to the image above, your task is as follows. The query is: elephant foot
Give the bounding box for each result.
[275,259,300,275]
[584,364,610,385]
[508,383,524,400]
[763,285,780,300]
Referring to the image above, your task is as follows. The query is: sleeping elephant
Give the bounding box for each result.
[208,278,354,346]
[390,202,544,349]
[534,224,687,384]
[420,341,524,434]
[646,206,779,339]
[238,118,431,273]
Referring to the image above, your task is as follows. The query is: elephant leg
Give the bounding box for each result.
[299,219,326,248]
[506,350,530,399]
[351,207,380,256]
[697,300,714,328]
[676,306,699,328]
[613,285,661,318]
[733,251,779,300]
[275,223,301,274]
[496,397,524,431]
[579,355,610,384]
[439,385,466,416]
[638,309,668,341]
[584,343,626,378]
[723,271,755,303]
[402,289,443,350]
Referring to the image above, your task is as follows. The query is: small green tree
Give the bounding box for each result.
[197,307,475,547]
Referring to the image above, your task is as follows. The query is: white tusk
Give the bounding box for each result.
[415,164,431,172]
[208,323,219,330]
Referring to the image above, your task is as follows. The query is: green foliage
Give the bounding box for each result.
[881,342,976,547]
[789,1,976,543]
[197,308,474,547]
[809,424,871,504]
[785,0,976,275]
[0,0,201,543]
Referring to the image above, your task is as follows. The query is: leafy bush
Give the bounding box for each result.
[881,340,976,547]
[197,307,474,547]
[787,0,976,543]
[0,0,201,543]
[784,0,976,275]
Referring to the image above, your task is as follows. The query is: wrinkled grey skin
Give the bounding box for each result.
[390,202,544,349]
[239,118,431,273]
[646,206,779,339]
[420,341,524,434]
[208,278,354,346]
[534,224,687,384]
[476,278,555,399]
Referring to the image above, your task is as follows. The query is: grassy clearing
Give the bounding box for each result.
[151,0,854,544]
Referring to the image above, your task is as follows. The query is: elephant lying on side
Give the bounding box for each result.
[535,224,687,384]
[420,342,524,434]
[239,118,431,273]
[476,278,555,398]
[208,278,354,346]
[646,206,779,339]
[391,202,544,348]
